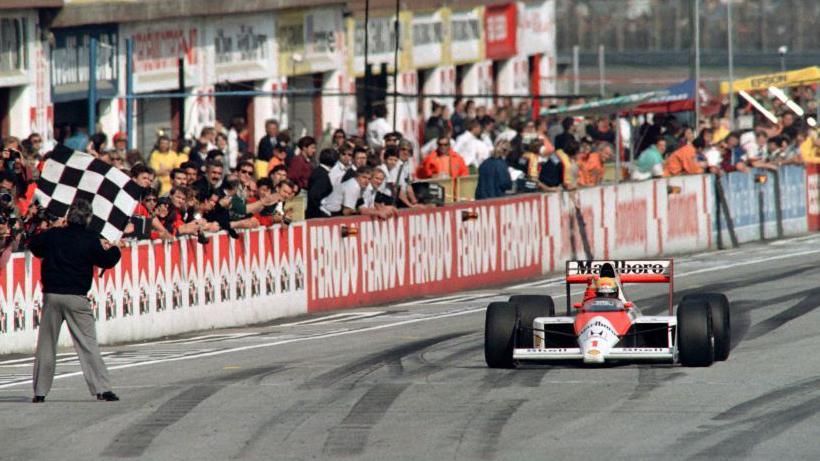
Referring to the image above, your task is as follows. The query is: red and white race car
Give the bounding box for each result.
[484,259,730,368]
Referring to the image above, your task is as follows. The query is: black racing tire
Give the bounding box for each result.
[509,295,555,348]
[682,293,730,361]
[485,302,517,369]
[677,299,715,367]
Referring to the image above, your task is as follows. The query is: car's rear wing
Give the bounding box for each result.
[564,260,674,314]
[565,260,673,284]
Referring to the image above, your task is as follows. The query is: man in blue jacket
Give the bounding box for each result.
[28,199,122,403]
[475,140,513,200]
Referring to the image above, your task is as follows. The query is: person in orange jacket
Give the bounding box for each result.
[417,135,469,179]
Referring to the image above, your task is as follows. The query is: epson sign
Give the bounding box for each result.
[575,260,667,275]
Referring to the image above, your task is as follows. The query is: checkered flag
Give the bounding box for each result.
[35,146,141,241]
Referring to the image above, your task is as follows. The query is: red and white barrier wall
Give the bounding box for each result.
[0,225,307,355]
[1,169,818,354]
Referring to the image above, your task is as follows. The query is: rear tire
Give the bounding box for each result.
[485,302,517,368]
[677,299,715,367]
[509,295,555,348]
[682,293,730,361]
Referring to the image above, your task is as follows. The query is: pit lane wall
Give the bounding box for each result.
[0,225,307,355]
[0,167,817,354]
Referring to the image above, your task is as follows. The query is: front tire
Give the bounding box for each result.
[509,295,555,348]
[485,302,517,368]
[677,299,715,367]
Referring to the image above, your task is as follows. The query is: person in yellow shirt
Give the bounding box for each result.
[799,128,820,164]
[711,116,730,143]
[149,135,188,195]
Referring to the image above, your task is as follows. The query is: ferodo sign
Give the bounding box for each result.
[306,195,548,311]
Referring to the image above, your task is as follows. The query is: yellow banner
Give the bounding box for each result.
[276,10,308,76]
[721,66,820,94]
[398,11,414,73]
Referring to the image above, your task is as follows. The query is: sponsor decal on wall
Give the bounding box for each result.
[123,20,207,93]
[211,15,276,82]
[484,4,517,60]
[517,0,556,57]
[412,11,446,69]
[450,8,482,64]
[350,15,398,76]
[277,8,344,76]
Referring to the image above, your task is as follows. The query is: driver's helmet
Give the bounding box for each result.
[596,277,619,298]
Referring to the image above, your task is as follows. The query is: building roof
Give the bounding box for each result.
[51,0,345,28]
[51,0,519,27]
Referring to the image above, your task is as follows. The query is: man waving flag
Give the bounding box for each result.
[34,145,142,241]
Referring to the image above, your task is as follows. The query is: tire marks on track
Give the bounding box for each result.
[627,367,684,401]
[745,287,820,341]
[675,377,820,459]
[453,399,525,460]
[237,333,477,458]
[322,383,410,456]
[301,333,469,389]
[637,264,818,316]
[102,366,283,458]
[492,366,551,388]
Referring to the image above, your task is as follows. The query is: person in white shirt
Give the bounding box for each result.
[367,105,391,149]
[320,167,396,219]
[479,116,496,149]
[377,147,401,197]
[394,141,421,207]
[320,168,371,217]
[328,144,354,187]
[454,119,491,169]
[227,116,245,169]
[363,168,399,218]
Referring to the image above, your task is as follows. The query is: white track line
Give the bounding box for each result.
[2,246,819,390]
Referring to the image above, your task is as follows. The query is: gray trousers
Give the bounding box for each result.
[33,293,112,397]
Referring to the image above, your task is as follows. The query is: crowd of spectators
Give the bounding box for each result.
[0,83,817,254]
[630,84,819,181]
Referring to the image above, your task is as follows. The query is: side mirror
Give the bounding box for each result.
[573,302,583,309]
[624,301,634,308]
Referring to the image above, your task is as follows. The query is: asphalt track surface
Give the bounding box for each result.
[2,235,820,460]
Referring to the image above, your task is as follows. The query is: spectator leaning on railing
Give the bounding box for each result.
[664,126,705,176]
[475,140,513,200]
[576,139,606,187]
[305,148,336,220]
[538,138,578,192]
[632,137,666,181]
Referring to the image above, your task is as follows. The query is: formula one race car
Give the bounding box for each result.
[484,260,730,368]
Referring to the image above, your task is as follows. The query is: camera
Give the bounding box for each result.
[193,212,210,244]
[0,188,13,206]
[0,213,16,227]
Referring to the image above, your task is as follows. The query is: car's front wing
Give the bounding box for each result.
[513,347,675,361]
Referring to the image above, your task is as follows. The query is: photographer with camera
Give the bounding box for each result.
[0,210,21,268]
